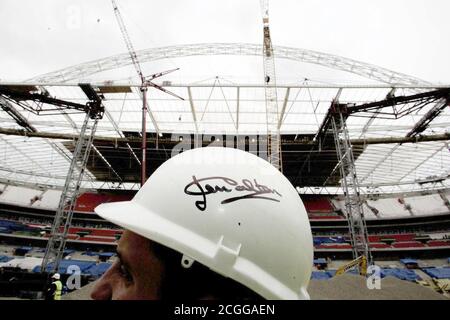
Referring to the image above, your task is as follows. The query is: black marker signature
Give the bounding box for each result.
[184,175,282,211]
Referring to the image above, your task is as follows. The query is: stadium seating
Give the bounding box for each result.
[381,234,416,242]
[14,246,33,256]
[34,259,96,274]
[313,236,347,246]
[73,193,133,213]
[0,257,43,271]
[427,240,450,247]
[404,194,449,216]
[308,215,344,220]
[381,268,421,281]
[79,236,116,243]
[392,241,426,248]
[303,197,334,213]
[422,267,450,279]
[311,271,336,280]
[0,219,41,236]
[85,262,112,278]
[82,251,115,258]
[369,243,391,249]
[317,244,352,249]
[0,255,13,263]
[31,189,62,209]
[365,198,412,219]
[0,186,43,207]
[313,258,328,269]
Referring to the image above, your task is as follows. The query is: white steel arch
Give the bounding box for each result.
[28,43,430,86]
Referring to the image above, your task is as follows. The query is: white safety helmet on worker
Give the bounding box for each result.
[52,273,61,280]
[95,147,313,300]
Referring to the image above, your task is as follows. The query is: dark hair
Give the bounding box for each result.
[151,241,263,300]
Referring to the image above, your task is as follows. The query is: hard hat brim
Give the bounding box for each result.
[95,200,218,267]
[95,200,310,300]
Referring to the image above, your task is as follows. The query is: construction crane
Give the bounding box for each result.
[111,0,184,186]
[259,0,282,171]
[335,255,368,276]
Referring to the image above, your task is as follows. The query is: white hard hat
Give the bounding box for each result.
[52,273,60,280]
[95,147,313,299]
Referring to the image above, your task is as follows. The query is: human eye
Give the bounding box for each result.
[118,261,133,283]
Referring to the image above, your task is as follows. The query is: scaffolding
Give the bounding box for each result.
[41,104,103,273]
[260,0,282,171]
[331,103,372,266]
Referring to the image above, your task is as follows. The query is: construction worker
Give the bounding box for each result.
[91,147,313,300]
[47,273,62,300]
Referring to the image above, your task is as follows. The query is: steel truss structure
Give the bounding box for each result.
[260,1,282,171]
[0,43,448,197]
[0,82,449,191]
[41,110,101,272]
[0,83,106,272]
[331,104,372,265]
[28,43,430,86]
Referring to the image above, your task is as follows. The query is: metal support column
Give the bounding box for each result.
[260,0,282,171]
[331,108,372,267]
[141,86,148,186]
[41,108,100,273]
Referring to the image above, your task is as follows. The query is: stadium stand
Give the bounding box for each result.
[365,198,412,219]
[428,240,450,247]
[404,194,449,216]
[311,271,336,280]
[82,251,115,258]
[31,189,62,210]
[313,258,328,270]
[422,267,450,279]
[14,246,33,256]
[35,259,96,274]
[392,242,426,248]
[313,236,346,245]
[0,186,51,208]
[79,236,116,243]
[0,255,13,263]
[0,257,43,271]
[400,259,419,268]
[381,268,421,281]
[73,193,133,213]
[85,262,112,278]
[317,244,352,249]
[369,243,391,249]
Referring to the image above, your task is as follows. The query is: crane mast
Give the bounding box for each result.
[111,0,144,83]
[260,0,282,171]
[111,0,183,186]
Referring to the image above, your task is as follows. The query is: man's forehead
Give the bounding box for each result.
[117,231,151,256]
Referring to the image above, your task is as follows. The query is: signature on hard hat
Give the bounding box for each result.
[184,175,282,211]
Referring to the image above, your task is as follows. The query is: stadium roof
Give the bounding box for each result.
[0,45,449,192]
[0,2,449,194]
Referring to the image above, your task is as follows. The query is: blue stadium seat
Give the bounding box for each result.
[381,268,421,281]
[33,259,96,274]
[86,262,112,278]
[311,270,337,280]
[422,267,450,279]
[0,255,13,263]
[98,252,115,258]
[400,258,418,265]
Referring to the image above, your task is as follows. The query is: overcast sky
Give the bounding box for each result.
[0,0,449,84]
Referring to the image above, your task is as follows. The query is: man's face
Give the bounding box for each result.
[91,230,165,300]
